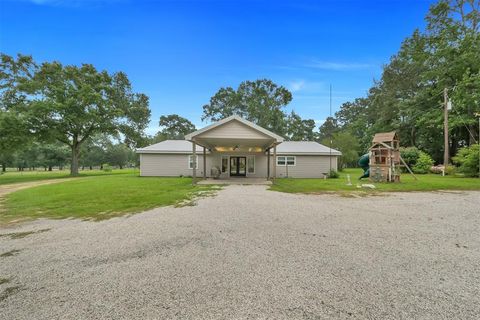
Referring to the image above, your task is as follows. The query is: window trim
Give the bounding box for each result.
[276,156,296,167]
[188,155,198,169]
[247,155,255,174]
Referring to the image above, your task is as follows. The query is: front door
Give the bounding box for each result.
[230,157,246,176]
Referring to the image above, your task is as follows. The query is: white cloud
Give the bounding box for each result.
[288,80,305,93]
[305,60,372,71]
[287,80,326,93]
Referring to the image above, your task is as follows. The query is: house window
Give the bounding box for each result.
[188,155,198,169]
[276,156,296,166]
[286,156,296,166]
[221,156,228,173]
[247,156,255,174]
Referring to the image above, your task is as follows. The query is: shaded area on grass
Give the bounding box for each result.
[1,176,217,224]
[0,169,138,186]
[271,168,480,194]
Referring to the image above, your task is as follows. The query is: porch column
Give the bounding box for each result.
[272,144,277,181]
[192,141,197,185]
[203,146,207,179]
[267,148,270,180]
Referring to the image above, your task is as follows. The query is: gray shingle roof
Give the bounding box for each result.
[276,141,341,155]
[137,140,341,156]
[136,140,206,154]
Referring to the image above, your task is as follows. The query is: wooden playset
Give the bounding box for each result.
[369,131,402,182]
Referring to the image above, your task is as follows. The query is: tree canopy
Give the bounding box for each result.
[0,55,151,175]
[155,114,196,141]
[202,78,316,139]
[331,0,480,163]
[0,54,34,158]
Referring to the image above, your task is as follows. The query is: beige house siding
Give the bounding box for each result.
[140,152,269,177]
[140,152,338,178]
[140,153,213,177]
[274,155,338,178]
[195,120,270,140]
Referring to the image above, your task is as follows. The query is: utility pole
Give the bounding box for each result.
[443,87,449,167]
[329,84,332,173]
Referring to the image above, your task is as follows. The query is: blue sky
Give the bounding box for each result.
[1,0,435,134]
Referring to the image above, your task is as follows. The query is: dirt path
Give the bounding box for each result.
[0,178,75,198]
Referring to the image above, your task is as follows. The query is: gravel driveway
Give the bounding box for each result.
[1,186,479,319]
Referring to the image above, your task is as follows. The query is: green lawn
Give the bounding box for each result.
[0,168,138,185]
[1,175,216,224]
[271,168,480,194]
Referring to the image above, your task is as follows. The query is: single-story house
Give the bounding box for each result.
[136,115,341,179]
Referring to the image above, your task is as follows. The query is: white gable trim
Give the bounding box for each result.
[185,115,284,142]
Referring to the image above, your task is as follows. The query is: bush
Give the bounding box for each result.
[102,164,112,172]
[412,151,434,174]
[452,144,479,177]
[400,147,422,173]
[328,169,339,179]
[400,147,421,169]
[444,165,456,176]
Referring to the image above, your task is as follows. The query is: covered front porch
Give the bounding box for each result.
[184,115,284,184]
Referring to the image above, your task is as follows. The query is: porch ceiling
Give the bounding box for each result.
[193,137,275,151]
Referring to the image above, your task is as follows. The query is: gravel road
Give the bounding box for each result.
[1,186,479,319]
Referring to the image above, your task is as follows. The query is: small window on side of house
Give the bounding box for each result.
[188,155,198,169]
[276,156,286,166]
[286,156,296,166]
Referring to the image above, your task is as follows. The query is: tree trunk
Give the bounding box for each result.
[70,143,81,176]
[119,165,123,169]
[410,126,416,146]
[2,163,5,172]
[89,166,92,170]
[48,166,52,171]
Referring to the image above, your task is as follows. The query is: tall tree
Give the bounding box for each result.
[202,79,292,136]
[331,0,480,162]
[156,114,196,140]
[321,131,361,169]
[317,117,339,142]
[105,143,133,169]
[23,59,151,175]
[37,143,69,171]
[286,111,316,141]
[0,54,34,166]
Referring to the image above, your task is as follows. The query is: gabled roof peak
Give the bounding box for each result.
[184,115,284,142]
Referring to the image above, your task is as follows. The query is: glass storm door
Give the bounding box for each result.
[229,157,247,176]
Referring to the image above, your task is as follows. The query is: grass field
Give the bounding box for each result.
[1,175,216,224]
[0,168,139,185]
[271,168,480,194]
[1,168,478,225]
